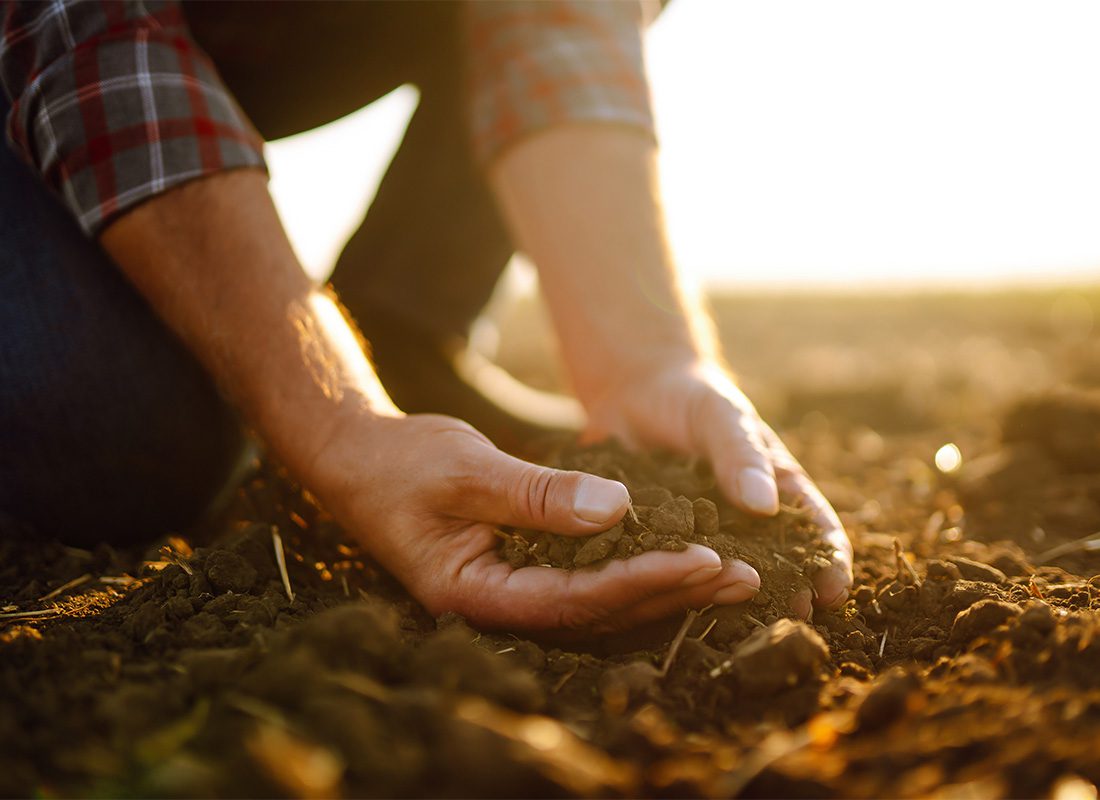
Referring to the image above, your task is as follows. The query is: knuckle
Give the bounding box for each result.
[415,585,452,617]
[510,466,557,525]
[555,600,603,631]
[436,451,484,505]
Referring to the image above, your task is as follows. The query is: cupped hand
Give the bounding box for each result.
[307,412,761,632]
[584,360,853,616]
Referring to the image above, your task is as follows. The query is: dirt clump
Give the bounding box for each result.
[500,442,831,624]
[7,294,1100,797]
[714,619,830,695]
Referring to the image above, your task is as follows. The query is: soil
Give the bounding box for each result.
[4,290,1100,799]
[499,441,828,625]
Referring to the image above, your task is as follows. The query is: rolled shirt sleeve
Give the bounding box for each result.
[465,0,657,165]
[1,1,265,236]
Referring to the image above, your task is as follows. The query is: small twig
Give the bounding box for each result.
[778,502,811,517]
[271,526,295,603]
[60,545,94,560]
[0,608,59,620]
[495,646,516,655]
[37,573,92,602]
[224,694,291,728]
[696,618,718,642]
[627,503,640,525]
[660,609,699,677]
[0,598,96,622]
[922,510,946,543]
[160,546,193,576]
[744,613,766,629]
[551,662,580,693]
[98,575,137,586]
[709,658,733,679]
[878,628,889,657]
[1,605,16,613]
[1034,530,1100,564]
[774,552,801,571]
[326,671,391,703]
[894,539,923,588]
[718,729,814,796]
[340,574,349,598]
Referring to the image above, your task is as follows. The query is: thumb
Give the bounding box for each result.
[455,448,630,534]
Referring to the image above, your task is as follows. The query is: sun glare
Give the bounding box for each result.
[266,1,1100,290]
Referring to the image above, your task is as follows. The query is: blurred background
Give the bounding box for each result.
[266,0,1100,292]
[263,0,1100,478]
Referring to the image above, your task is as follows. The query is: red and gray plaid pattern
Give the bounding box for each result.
[466,1,655,164]
[2,1,654,237]
[1,1,264,235]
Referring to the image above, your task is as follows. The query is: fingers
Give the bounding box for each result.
[447,444,631,535]
[806,502,853,610]
[692,390,779,517]
[604,560,761,630]
[770,448,853,610]
[790,589,814,621]
[450,543,761,631]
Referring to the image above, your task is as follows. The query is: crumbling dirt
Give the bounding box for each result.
[499,441,828,626]
[5,291,1100,798]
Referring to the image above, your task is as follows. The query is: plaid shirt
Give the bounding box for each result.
[1,1,655,237]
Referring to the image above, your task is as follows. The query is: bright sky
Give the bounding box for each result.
[267,0,1100,290]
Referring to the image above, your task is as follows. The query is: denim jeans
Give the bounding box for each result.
[0,117,247,546]
[0,2,515,545]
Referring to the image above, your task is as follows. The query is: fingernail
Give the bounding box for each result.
[682,563,723,587]
[573,477,628,523]
[818,586,849,609]
[712,582,759,605]
[815,565,852,609]
[737,467,779,515]
[725,559,761,591]
[791,589,814,621]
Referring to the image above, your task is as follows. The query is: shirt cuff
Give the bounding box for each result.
[466,0,657,166]
[8,29,265,236]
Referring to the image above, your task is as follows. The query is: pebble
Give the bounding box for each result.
[730,619,830,695]
[925,560,963,581]
[692,498,720,537]
[1018,601,1056,635]
[944,580,1003,613]
[950,599,1021,644]
[946,556,1007,585]
[573,524,624,567]
[205,551,257,594]
[647,497,695,538]
[856,667,921,731]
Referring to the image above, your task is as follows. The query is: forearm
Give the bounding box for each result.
[100,169,398,480]
[489,125,717,407]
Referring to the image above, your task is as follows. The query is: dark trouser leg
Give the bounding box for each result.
[186,1,515,343]
[189,2,549,452]
[0,133,246,547]
[327,35,553,452]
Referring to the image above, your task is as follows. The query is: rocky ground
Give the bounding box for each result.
[3,288,1100,798]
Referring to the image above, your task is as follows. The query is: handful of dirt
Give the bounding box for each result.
[500,495,704,570]
[498,442,832,615]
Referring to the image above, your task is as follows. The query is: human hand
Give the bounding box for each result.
[583,360,853,617]
[307,412,761,632]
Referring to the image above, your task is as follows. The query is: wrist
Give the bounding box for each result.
[291,393,403,500]
[581,347,713,412]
